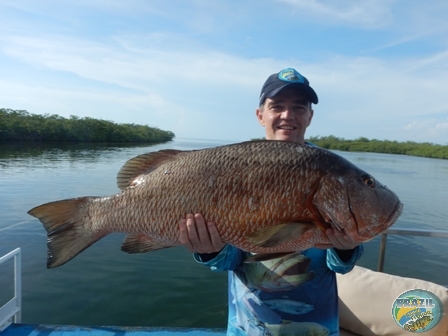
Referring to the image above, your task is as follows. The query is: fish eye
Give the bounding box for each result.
[361,175,375,188]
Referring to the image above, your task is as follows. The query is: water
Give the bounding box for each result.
[0,139,447,328]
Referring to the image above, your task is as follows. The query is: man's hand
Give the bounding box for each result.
[315,217,361,251]
[178,213,226,254]
[314,226,361,262]
[315,228,360,250]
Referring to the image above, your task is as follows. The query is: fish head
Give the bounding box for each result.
[312,169,403,242]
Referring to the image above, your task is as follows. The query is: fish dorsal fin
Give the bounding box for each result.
[247,223,313,248]
[117,149,186,190]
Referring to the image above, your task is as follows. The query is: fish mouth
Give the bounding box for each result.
[363,201,404,238]
[385,201,404,224]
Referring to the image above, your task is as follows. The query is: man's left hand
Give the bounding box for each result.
[315,218,361,251]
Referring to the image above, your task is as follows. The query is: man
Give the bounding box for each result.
[179,68,363,335]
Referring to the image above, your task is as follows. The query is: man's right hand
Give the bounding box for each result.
[178,213,226,254]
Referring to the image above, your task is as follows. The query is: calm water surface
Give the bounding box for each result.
[0,139,447,328]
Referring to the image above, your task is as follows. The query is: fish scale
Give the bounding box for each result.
[28,140,403,268]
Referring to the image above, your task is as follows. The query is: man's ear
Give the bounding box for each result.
[256,108,265,126]
[307,108,314,127]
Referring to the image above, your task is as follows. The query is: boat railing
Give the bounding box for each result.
[377,227,448,272]
[0,248,21,332]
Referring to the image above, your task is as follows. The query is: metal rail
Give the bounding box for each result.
[0,248,22,332]
[377,228,448,272]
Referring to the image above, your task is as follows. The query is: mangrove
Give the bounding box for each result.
[0,108,175,143]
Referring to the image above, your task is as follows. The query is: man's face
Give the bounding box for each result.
[256,88,314,144]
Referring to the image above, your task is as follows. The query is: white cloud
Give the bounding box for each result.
[435,121,448,130]
[404,121,421,131]
[277,0,392,28]
[2,30,448,143]
[402,119,448,144]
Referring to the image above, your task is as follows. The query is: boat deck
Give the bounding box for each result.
[2,324,227,336]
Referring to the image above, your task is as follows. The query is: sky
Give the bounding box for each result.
[1,0,448,145]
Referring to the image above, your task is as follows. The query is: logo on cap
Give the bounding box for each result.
[278,68,306,83]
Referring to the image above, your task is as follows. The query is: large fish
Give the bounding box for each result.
[28,140,403,268]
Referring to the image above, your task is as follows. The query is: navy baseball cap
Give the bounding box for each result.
[259,68,318,105]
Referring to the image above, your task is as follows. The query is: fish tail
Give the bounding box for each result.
[28,197,104,268]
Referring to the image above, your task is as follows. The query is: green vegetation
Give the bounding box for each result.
[0,108,175,143]
[251,135,448,160]
[308,136,448,160]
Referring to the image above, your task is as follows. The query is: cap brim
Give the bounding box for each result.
[266,83,318,104]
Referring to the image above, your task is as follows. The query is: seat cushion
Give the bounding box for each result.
[337,266,448,336]
[340,327,362,336]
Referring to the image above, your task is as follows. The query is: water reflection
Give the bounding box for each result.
[0,140,167,160]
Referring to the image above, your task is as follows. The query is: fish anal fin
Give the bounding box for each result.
[247,223,313,248]
[121,234,169,254]
[116,150,187,190]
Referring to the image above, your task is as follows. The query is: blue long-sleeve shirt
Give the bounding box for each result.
[194,245,363,335]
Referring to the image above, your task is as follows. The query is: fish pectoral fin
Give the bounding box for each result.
[247,223,313,248]
[121,234,169,254]
[116,149,187,190]
[244,252,294,263]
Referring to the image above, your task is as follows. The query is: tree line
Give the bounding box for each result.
[307,135,448,160]
[0,109,175,143]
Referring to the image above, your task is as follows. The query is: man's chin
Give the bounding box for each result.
[274,134,300,143]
